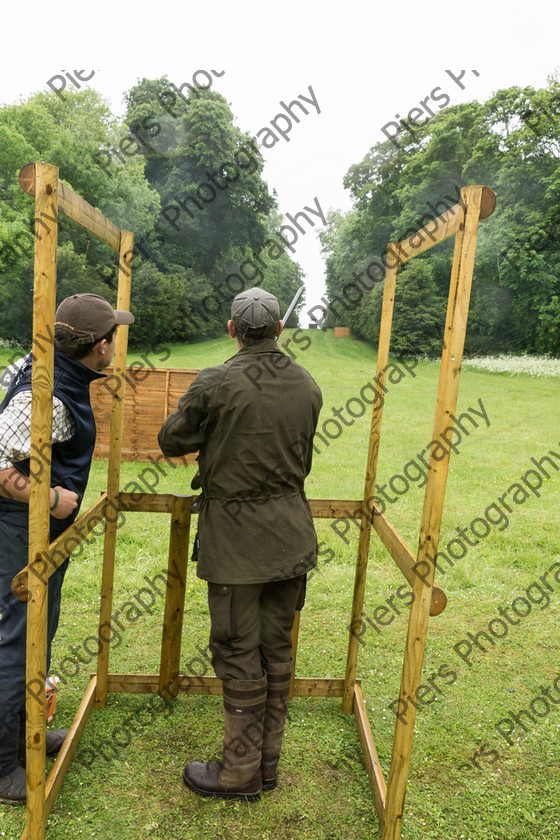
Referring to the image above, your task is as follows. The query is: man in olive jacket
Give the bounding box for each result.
[158,287,322,801]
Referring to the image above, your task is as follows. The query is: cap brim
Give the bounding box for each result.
[114,310,135,325]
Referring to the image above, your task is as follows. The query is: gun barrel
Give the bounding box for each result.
[281,285,305,325]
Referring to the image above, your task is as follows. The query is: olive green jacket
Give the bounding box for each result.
[158,339,323,584]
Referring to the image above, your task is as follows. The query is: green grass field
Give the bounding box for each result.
[1,330,559,840]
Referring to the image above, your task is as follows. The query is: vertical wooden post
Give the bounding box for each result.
[158,496,191,698]
[381,187,484,840]
[25,162,59,840]
[342,258,398,714]
[96,230,133,707]
[165,368,171,420]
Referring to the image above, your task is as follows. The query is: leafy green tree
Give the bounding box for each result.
[391,260,446,355]
[124,80,275,273]
[0,89,160,344]
[323,76,560,356]
[0,82,306,347]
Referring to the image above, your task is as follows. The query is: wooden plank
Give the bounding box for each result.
[13,492,447,609]
[19,163,121,252]
[354,683,387,825]
[103,673,353,698]
[304,499,448,613]
[165,368,171,419]
[158,496,191,698]
[104,672,223,695]
[117,492,181,513]
[308,498,363,518]
[89,367,199,463]
[343,258,398,715]
[390,186,495,268]
[20,679,97,840]
[96,230,133,707]
[12,496,108,601]
[372,507,447,616]
[382,186,486,840]
[117,496,376,518]
[391,204,462,266]
[101,449,194,464]
[45,677,97,811]
[25,161,59,840]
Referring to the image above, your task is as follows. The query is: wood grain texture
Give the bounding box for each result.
[392,204,461,265]
[19,162,121,251]
[90,367,198,463]
[103,673,358,697]
[372,507,447,616]
[289,611,301,701]
[343,259,398,715]
[382,185,486,840]
[158,496,191,698]
[45,677,97,810]
[354,683,387,824]
[25,161,59,840]
[96,230,133,707]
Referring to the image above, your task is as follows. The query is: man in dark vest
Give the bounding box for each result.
[0,293,134,804]
[158,287,322,801]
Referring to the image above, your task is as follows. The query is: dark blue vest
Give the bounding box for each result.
[0,350,105,536]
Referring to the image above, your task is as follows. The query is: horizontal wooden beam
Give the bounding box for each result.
[12,496,109,601]
[117,492,193,513]
[11,487,446,614]
[114,493,445,614]
[354,682,386,824]
[308,498,447,616]
[309,499,364,518]
[116,494,367,518]
[19,162,123,252]
[103,673,355,698]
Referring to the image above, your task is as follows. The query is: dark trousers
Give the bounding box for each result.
[207,575,305,681]
[0,519,68,776]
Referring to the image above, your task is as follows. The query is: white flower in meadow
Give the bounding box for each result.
[462,354,560,377]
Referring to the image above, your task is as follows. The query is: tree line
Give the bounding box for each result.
[0,79,304,348]
[318,76,560,356]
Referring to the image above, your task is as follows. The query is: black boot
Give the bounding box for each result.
[183,674,267,801]
[0,765,27,805]
[261,660,293,791]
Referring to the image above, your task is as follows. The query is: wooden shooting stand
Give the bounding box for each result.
[12,163,495,840]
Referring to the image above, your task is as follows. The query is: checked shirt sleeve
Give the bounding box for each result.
[0,391,75,470]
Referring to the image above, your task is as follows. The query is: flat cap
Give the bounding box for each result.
[231,287,280,331]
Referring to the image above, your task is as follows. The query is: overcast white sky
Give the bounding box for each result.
[2,0,559,316]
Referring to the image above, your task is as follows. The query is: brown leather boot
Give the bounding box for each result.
[183,673,267,801]
[261,660,293,791]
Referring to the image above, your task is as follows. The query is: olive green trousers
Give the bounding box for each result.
[207,575,306,681]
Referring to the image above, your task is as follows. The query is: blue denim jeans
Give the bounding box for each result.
[0,519,68,776]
